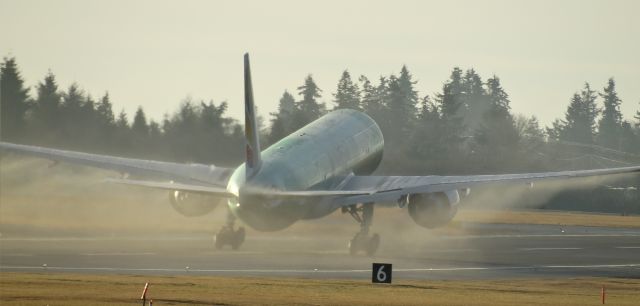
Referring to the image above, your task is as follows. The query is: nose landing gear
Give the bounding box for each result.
[215,210,245,250]
[345,203,379,256]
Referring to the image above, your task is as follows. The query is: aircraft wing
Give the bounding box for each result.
[0,142,234,187]
[331,166,640,206]
[105,178,236,197]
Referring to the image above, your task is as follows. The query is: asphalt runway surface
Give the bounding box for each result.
[1,223,639,280]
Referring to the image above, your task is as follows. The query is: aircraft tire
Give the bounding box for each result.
[365,233,380,256]
[231,227,246,250]
[348,232,367,255]
[215,227,233,249]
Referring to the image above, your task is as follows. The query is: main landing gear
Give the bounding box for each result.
[215,210,245,250]
[344,203,380,256]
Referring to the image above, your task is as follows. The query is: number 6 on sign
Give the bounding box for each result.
[372,263,392,283]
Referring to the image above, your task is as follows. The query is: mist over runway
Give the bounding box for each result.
[2,223,639,280]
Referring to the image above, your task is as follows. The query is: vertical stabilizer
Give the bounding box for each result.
[244,53,262,178]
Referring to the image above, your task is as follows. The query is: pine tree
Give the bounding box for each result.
[80,95,98,145]
[546,119,564,141]
[409,95,446,166]
[597,78,623,149]
[269,90,296,143]
[634,101,640,129]
[384,66,419,143]
[359,76,377,114]
[359,75,387,126]
[461,69,489,131]
[116,109,129,129]
[114,109,132,153]
[560,83,600,144]
[0,57,30,141]
[619,121,640,153]
[438,67,464,119]
[333,70,360,110]
[293,75,324,129]
[515,115,545,149]
[478,76,515,132]
[31,71,61,138]
[485,76,510,114]
[474,76,519,171]
[148,120,161,138]
[96,93,115,129]
[59,84,87,145]
[132,106,149,136]
[427,68,467,171]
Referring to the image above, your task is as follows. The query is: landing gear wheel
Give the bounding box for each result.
[349,232,365,255]
[366,233,380,256]
[215,226,245,250]
[345,203,380,256]
[349,232,380,256]
[230,227,245,250]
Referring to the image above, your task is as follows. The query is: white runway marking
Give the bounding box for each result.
[2,263,638,274]
[518,247,583,251]
[615,246,640,249]
[458,234,640,239]
[199,251,267,256]
[80,252,156,256]
[427,249,477,253]
[1,233,639,242]
[0,237,209,242]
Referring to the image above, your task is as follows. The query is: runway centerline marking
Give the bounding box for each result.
[615,246,640,249]
[518,247,582,251]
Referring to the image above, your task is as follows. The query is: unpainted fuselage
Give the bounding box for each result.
[226,109,384,231]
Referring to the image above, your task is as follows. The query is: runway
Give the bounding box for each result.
[1,223,639,280]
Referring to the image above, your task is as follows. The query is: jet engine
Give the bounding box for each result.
[169,190,223,217]
[407,191,460,229]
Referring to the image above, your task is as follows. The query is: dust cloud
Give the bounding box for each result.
[461,174,634,211]
[0,156,225,238]
[0,155,457,259]
[0,155,632,259]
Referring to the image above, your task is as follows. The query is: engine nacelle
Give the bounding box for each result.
[169,190,223,217]
[407,191,459,229]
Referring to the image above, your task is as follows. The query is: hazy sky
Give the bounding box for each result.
[1,0,639,126]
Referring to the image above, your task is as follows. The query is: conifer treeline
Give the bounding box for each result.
[2,57,639,168]
[1,56,639,212]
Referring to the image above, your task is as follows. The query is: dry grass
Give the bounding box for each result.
[1,272,638,305]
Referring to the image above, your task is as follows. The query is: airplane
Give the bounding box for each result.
[1,53,639,255]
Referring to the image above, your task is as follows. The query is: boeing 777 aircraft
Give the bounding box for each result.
[1,54,639,255]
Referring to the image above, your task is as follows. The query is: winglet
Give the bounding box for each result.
[244,53,262,178]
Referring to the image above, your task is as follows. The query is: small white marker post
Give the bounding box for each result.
[140,282,149,306]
